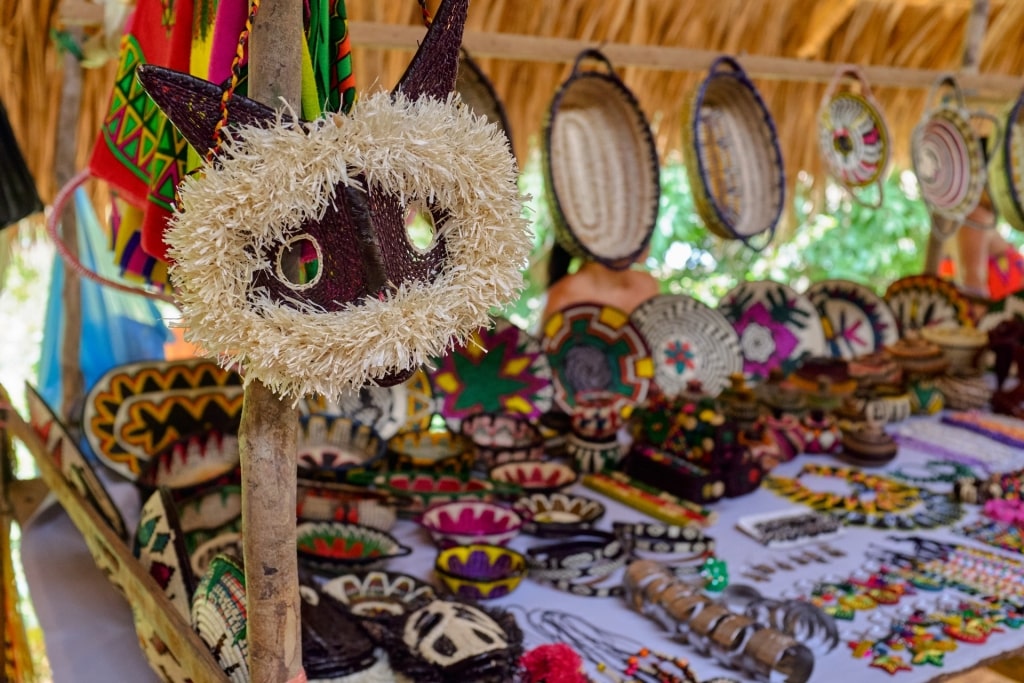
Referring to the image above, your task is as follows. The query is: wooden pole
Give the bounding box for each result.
[242,2,304,682]
[54,30,84,423]
[923,0,990,275]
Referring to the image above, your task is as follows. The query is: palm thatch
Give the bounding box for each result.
[4,0,1024,214]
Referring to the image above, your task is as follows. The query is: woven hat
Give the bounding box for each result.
[989,91,1024,232]
[543,49,660,270]
[817,67,890,207]
[911,76,989,224]
[683,56,784,249]
[457,50,514,154]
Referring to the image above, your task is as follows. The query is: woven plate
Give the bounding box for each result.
[884,274,974,333]
[990,93,1024,232]
[718,281,827,382]
[134,488,195,620]
[319,571,436,619]
[541,303,653,412]
[683,56,784,248]
[429,318,553,431]
[630,294,742,397]
[297,415,386,477]
[83,358,243,479]
[544,49,659,269]
[191,554,248,683]
[911,76,987,223]
[806,279,900,359]
[817,68,889,206]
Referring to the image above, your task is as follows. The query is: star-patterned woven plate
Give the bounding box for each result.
[806,279,900,359]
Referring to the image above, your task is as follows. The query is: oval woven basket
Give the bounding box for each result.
[911,76,988,223]
[817,67,890,207]
[990,92,1024,232]
[456,49,514,154]
[544,49,660,270]
[682,56,785,249]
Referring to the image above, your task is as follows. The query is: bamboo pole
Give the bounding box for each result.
[241,1,304,681]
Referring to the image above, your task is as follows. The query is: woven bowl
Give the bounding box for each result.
[683,56,784,247]
[297,416,387,478]
[419,500,523,548]
[513,493,606,535]
[919,325,987,376]
[570,389,630,440]
[372,471,495,515]
[386,428,475,473]
[296,521,411,574]
[137,431,240,491]
[565,433,625,474]
[488,461,578,494]
[434,544,528,601]
[990,93,1024,232]
[460,412,545,468]
[544,49,659,269]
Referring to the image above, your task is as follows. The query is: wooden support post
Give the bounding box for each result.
[242,1,304,682]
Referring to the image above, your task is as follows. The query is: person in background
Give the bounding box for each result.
[952,189,1024,301]
[541,242,660,323]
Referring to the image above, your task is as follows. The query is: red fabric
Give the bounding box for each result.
[989,248,1024,301]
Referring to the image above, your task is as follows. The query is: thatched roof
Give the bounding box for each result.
[4,0,1024,207]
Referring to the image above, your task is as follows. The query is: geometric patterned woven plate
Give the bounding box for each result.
[806,279,900,359]
[319,570,436,620]
[884,274,974,334]
[430,318,553,431]
[630,294,742,397]
[718,281,828,382]
[82,358,243,480]
[541,303,653,412]
[133,487,195,620]
[191,554,248,683]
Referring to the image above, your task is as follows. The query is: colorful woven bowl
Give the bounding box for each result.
[513,492,606,535]
[569,390,630,440]
[488,461,578,494]
[137,431,240,491]
[544,49,659,269]
[297,415,387,478]
[372,471,495,515]
[434,544,528,601]
[461,412,545,468]
[565,433,625,474]
[420,500,523,548]
[386,428,476,473]
[296,521,411,574]
[683,56,784,248]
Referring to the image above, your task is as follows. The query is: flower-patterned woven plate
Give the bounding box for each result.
[541,303,653,412]
[429,318,554,431]
[630,294,742,397]
[318,570,436,619]
[806,279,900,359]
[718,281,827,382]
[884,274,974,334]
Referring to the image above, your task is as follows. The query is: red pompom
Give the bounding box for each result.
[520,643,588,683]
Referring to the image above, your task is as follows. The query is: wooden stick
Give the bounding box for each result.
[345,20,1024,96]
[242,1,304,680]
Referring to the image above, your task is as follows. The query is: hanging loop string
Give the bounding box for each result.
[208,0,264,162]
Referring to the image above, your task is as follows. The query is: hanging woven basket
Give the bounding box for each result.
[911,76,990,224]
[543,49,660,270]
[989,91,1024,232]
[456,50,514,155]
[817,67,890,208]
[0,98,43,229]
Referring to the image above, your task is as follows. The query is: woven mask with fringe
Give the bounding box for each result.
[137,0,530,402]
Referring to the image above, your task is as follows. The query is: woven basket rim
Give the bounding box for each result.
[686,62,785,248]
[817,90,891,189]
[544,62,660,270]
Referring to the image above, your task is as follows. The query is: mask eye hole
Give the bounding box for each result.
[276,235,323,289]
[405,202,439,254]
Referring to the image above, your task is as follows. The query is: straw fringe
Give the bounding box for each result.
[167,92,531,400]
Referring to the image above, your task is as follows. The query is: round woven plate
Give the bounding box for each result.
[134,488,195,620]
[884,274,974,333]
[319,571,436,619]
[544,49,659,268]
[990,93,1024,232]
[191,554,248,683]
[429,318,553,431]
[299,381,410,441]
[683,56,784,247]
[718,281,827,382]
[83,358,243,479]
[806,280,900,359]
[630,294,742,397]
[818,92,888,188]
[911,79,986,222]
[541,303,653,411]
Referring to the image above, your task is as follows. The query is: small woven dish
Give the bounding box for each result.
[297,415,386,479]
[683,56,784,249]
[319,570,436,620]
[570,389,629,440]
[372,471,496,515]
[488,461,578,494]
[920,325,988,376]
[544,49,659,269]
[434,544,528,601]
[386,428,476,473]
[419,500,523,549]
[296,521,411,575]
[565,433,624,474]
[461,412,545,468]
[513,492,606,535]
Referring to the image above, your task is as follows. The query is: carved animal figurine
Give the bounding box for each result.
[137,0,530,401]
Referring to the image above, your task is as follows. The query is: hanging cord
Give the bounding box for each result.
[46,170,178,306]
[417,0,434,27]
[208,0,263,162]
